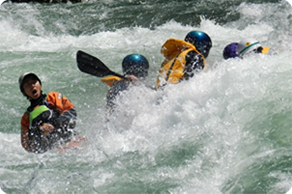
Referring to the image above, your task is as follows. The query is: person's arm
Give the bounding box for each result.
[53,107,77,130]
[46,92,77,130]
[20,112,33,152]
[21,112,52,153]
[184,51,205,80]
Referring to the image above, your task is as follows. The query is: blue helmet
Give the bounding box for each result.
[223,42,239,60]
[184,31,212,58]
[122,54,149,78]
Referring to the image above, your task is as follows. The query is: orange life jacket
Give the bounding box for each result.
[21,92,75,153]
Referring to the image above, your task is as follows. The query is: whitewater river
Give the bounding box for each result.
[0,0,292,193]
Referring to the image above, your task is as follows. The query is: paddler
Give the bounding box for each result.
[19,72,78,153]
[223,38,270,60]
[155,30,212,89]
[102,54,149,109]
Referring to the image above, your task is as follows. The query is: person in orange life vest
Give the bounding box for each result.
[155,31,212,89]
[19,72,77,153]
[101,54,149,109]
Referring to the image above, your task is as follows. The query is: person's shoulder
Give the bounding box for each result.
[45,92,68,105]
[47,91,64,99]
[107,79,129,96]
[111,79,129,90]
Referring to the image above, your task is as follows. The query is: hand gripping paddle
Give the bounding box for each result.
[76,50,126,79]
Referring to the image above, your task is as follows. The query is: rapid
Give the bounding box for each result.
[0,0,292,193]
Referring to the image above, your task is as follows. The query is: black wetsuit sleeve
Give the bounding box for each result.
[52,107,77,130]
[106,80,129,108]
[184,51,205,80]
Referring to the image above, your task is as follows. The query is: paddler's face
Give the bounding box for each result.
[23,77,41,100]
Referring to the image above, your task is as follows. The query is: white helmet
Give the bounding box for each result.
[237,38,262,57]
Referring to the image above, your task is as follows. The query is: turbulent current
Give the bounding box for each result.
[0,0,292,193]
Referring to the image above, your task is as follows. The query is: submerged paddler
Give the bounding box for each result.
[223,38,270,60]
[101,54,150,109]
[19,72,81,153]
[155,30,212,89]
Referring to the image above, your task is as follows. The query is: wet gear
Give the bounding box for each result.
[223,42,239,59]
[122,54,149,79]
[184,31,212,58]
[29,105,53,126]
[156,38,206,89]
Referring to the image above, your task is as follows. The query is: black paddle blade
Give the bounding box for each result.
[76,50,113,77]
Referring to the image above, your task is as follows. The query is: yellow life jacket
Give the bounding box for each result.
[101,76,122,87]
[156,38,207,89]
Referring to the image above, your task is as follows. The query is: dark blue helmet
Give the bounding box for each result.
[223,42,239,60]
[122,54,149,78]
[184,31,212,58]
